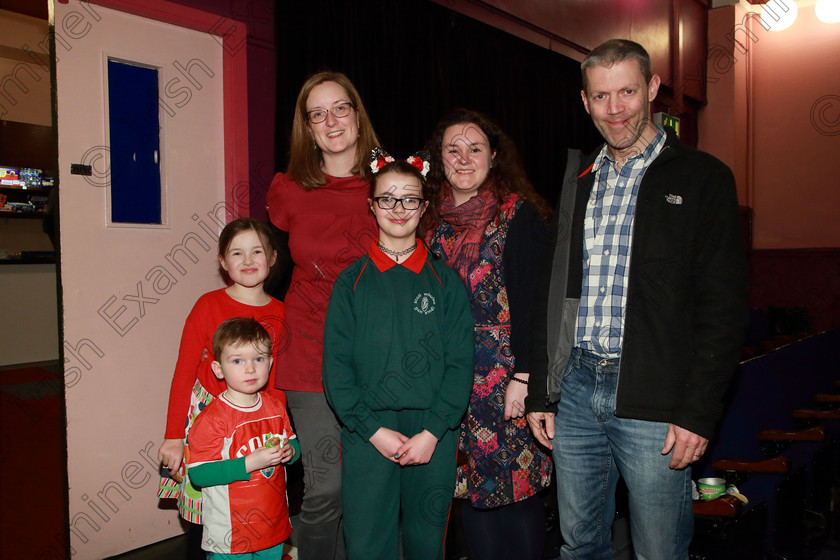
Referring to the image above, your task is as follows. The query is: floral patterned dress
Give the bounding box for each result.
[428,194,553,509]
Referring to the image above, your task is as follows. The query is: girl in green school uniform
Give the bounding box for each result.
[323,150,474,560]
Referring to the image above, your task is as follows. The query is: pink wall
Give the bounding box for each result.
[699,4,748,204]
[701,4,840,249]
[750,4,840,248]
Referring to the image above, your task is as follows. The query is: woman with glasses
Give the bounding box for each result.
[424,109,554,560]
[265,71,380,560]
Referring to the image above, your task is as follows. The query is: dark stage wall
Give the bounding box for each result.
[274,0,604,207]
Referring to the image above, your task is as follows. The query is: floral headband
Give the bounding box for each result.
[369,147,430,178]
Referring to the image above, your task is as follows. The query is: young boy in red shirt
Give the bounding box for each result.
[187,317,298,558]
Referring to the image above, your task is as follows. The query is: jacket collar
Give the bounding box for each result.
[578,125,682,178]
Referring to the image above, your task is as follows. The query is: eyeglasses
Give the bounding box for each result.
[373,196,424,210]
[306,102,355,124]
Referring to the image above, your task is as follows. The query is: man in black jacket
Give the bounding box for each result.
[526,39,747,559]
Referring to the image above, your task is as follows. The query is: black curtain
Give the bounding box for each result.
[274,0,602,207]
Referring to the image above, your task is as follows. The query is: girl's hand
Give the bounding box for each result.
[245,445,283,472]
[158,439,185,471]
[369,427,409,462]
[279,440,296,464]
[504,373,529,420]
[396,430,438,466]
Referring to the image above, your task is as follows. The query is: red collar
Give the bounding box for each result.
[369,239,427,273]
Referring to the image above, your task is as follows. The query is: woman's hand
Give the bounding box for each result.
[158,438,185,472]
[396,430,439,466]
[369,427,409,462]
[504,373,529,420]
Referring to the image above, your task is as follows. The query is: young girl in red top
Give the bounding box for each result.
[156,218,287,557]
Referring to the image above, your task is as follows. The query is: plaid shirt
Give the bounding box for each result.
[576,126,666,357]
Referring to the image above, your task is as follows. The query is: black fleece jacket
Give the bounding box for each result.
[526,128,748,439]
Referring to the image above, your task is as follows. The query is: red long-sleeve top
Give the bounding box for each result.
[163,288,287,439]
[266,172,377,392]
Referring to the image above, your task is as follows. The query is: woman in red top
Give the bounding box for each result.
[266,71,380,560]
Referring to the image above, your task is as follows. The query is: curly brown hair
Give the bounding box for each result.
[423,108,551,229]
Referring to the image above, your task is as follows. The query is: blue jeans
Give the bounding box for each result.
[552,348,693,560]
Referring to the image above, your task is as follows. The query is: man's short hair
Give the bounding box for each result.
[212,317,271,360]
[581,39,653,92]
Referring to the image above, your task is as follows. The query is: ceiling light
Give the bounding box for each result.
[761,0,798,31]
[816,0,840,23]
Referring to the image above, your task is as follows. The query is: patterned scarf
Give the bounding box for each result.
[433,186,498,281]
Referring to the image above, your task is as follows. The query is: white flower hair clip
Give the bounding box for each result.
[370,147,395,174]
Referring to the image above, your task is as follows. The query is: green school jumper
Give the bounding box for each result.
[323,240,474,560]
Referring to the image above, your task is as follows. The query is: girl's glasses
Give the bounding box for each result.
[373,196,423,210]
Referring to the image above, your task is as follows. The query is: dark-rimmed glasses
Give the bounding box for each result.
[373,196,424,210]
[307,103,355,124]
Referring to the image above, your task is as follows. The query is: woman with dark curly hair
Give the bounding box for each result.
[424,108,553,560]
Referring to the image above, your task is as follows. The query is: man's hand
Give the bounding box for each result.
[526,412,555,450]
[662,423,708,469]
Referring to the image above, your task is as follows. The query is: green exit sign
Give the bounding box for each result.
[654,112,680,137]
